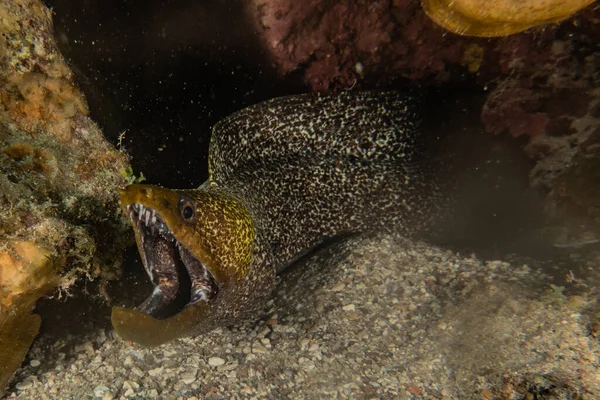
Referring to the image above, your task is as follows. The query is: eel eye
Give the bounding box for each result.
[179,198,195,222]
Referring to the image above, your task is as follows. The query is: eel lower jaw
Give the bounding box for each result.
[126,203,220,319]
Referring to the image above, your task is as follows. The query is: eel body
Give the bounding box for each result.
[112,91,442,346]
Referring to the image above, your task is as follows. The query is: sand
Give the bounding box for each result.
[5,232,599,399]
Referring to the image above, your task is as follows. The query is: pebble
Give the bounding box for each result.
[406,385,422,395]
[180,371,197,384]
[122,381,139,394]
[93,385,112,398]
[29,359,41,367]
[298,357,316,370]
[347,311,360,320]
[331,282,346,292]
[300,338,311,350]
[252,346,267,354]
[208,356,225,367]
[148,367,164,377]
[219,361,239,371]
[315,301,325,313]
[259,326,271,337]
[7,233,598,399]
[15,379,33,390]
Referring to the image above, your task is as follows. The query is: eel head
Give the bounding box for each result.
[111,184,269,347]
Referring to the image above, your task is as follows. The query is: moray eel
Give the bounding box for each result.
[111,91,441,346]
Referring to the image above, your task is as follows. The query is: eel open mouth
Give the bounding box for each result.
[126,203,219,319]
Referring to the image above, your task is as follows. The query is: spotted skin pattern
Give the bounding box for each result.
[112,91,441,346]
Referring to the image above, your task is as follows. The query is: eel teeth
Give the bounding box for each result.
[127,203,171,239]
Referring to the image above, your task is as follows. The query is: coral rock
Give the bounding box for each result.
[249,0,469,89]
[0,240,59,393]
[422,0,597,37]
[0,0,132,394]
[0,240,59,308]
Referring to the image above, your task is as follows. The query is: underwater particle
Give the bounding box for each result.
[354,62,364,77]
[421,0,597,37]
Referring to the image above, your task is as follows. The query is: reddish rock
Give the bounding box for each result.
[250,0,471,89]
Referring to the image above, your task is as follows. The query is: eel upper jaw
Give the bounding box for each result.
[125,203,220,319]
